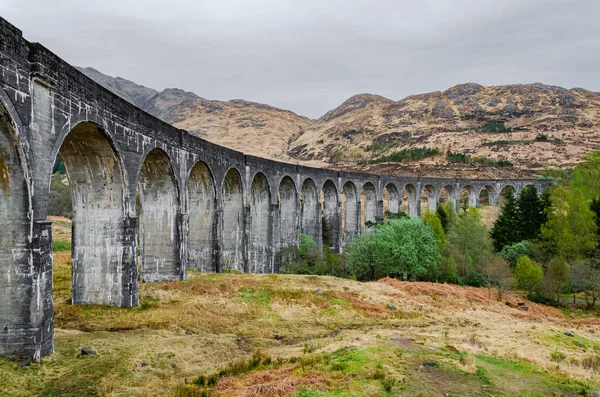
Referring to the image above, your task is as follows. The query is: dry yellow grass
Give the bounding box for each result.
[2,252,600,396]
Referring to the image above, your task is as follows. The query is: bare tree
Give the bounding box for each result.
[482,257,515,301]
[571,261,600,310]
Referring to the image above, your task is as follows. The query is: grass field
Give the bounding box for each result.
[2,249,600,396]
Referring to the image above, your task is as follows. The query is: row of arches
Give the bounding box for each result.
[1,117,537,310]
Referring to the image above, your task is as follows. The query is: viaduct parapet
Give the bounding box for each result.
[0,18,552,360]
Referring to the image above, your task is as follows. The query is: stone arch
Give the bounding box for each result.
[221,167,245,272]
[249,173,271,273]
[187,161,217,272]
[361,182,377,232]
[277,176,298,270]
[459,185,478,209]
[322,180,339,251]
[0,102,43,358]
[301,178,320,244]
[383,183,400,217]
[57,121,137,305]
[499,184,517,205]
[439,184,456,208]
[402,183,418,217]
[478,185,498,206]
[420,184,438,214]
[137,148,181,282]
[342,181,359,246]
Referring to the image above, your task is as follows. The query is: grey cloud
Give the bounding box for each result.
[3,0,599,118]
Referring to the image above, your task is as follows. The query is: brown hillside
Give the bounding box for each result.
[289,83,600,178]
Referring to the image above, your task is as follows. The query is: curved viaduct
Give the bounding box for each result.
[0,18,551,360]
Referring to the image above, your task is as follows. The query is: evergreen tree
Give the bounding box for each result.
[491,189,520,251]
[436,204,449,233]
[517,186,545,241]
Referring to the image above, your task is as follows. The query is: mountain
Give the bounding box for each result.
[289,83,600,178]
[78,66,600,178]
[77,67,312,160]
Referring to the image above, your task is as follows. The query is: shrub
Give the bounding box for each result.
[345,233,377,281]
[445,208,494,286]
[513,255,543,297]
[500,241,533,268]
[369,147,440,164]
[540,257,571,303]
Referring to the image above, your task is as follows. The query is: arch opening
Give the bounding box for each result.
[361,182,377,233]
[402,184,418,217]
[137,148,181,282]
[420,184,438,214]
[221,168,245,271]
[439,184,456,210]
[55,122,135,305]
[187,162,216,272]
[249,173,271,273]
[277,176,298,270]
[499,185,516,206]
[322,180,339,251]
[459,185,478,211]
[342,181,359,247]
[383,183,400,218]
[479,185,497,207]
[301,178,320,244]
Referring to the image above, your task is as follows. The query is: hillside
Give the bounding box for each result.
[77,67,312,160]
[289,84,600,178]
[79,66,600,178]
[3,241,599,396]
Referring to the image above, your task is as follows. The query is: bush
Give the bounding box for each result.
[422,211,446,254]
[513,255,543,297]
[346,233,377,281]
[369,147,440,164]
[500,241,533,268]
[447,151,513,168]
[540,257,571,303]
[445,208,495,286]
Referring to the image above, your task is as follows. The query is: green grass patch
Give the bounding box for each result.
[52,238,71,252]
[369,147,440,164]
[238,288,272,306]
[447,151,513,168]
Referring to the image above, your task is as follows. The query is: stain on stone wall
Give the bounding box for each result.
[221,168,244,271]
[249,173,271,273]
[301,178,320,244]
[188,162,216,272]
[138,148,181,281]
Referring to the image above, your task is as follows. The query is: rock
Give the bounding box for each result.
[387,304,397,311]
[315,289,323,295]
[517,303,529,311]
[81,348,97,356]
[588,391,600,397]
[274,334,284,340]
[564,331,575,337]
[140,362,148,368]
[419,361,439,370]
[185,330,193,335]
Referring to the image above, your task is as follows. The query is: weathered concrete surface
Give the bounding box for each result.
[0,17,552,359]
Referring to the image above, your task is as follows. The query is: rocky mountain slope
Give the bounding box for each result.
[77,67,312,159]
[289,83,600,178]
[79,66,600,178]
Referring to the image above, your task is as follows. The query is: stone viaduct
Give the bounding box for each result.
[0,18,552,360]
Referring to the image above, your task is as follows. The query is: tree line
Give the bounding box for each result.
[283,151,600,309]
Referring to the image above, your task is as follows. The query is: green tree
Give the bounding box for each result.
[540,187,598,260]
[422,211,446,254]
[321,216,332,248]
[345,233,376,281]
[517,186,545,241]
[445,208,495,285]
[370,218,441,280]
[298,234,320,268]
[513,255,543,298]
[436,204,449,233]
[500,240,533,268]
[570,151,600,202]
[491,188,520,251]
[570,261,600,310]
[541,257,571,303]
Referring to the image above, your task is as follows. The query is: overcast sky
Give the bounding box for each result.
[3,0,600,118]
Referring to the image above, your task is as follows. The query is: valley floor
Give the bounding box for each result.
[2,253,600,396]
